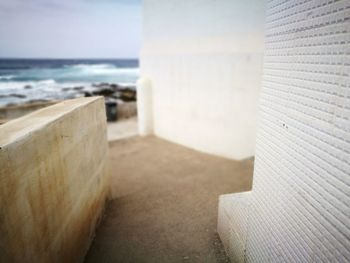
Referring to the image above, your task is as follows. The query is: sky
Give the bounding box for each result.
[0,0,141,58]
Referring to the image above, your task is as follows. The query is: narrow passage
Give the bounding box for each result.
[85,136,253,263]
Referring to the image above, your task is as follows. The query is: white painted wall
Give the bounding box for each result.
[140,0,266,159]
[137,77,153,135]
[218,0,350,261]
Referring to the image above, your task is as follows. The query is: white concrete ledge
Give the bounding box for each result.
[0,97,110,263]
[218,191,252,262]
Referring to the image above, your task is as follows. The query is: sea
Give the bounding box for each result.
[0,58,139,106]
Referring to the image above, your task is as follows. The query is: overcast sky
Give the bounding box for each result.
[0,0,141,58]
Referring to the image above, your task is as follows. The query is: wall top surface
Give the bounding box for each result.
[0,97,103,148]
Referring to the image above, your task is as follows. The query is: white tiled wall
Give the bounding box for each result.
[218,0,350,261]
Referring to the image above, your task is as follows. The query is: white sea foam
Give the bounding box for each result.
[0,79,58,91]
[70,64,114,69]
[0,75,14,80]
[67,64,139,76]
[0,79,91,106]
[36,79,56,86]
[0,81,36,91]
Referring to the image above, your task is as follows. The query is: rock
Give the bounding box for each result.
[9,94,26,99]
[110,83,119,90]
[5,103,17,107]
[84,92,92,97]
[92,88,115,97]
[93,83,120,92]
[119,84,136,90]
[24,85,33,89]
[117,88,136,102]
[62,87,71,91]
[27,99,51,104]
[93,82,110,88]
[73,86,84,91]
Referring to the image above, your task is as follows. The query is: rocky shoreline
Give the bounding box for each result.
[0,82,137,123]
[84,83,137,102]
[0,82,136,107]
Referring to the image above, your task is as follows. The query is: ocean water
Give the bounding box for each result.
[0,59,139,106]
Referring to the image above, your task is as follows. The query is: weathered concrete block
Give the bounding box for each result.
[0,97,110,263]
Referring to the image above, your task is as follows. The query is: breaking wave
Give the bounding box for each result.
[68,64,139,76]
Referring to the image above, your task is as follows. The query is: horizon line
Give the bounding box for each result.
[0,57,139,60]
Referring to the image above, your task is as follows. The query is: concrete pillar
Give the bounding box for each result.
[137,77,153,136]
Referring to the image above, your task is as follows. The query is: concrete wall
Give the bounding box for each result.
[140,0,266,159]
[0,97,110,262]
[218,0,350,261]
[117,101,137,120]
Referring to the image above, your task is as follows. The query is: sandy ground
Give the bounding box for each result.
[84,136,254,263]
[107,117,138,141]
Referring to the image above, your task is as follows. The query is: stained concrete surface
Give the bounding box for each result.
[85,136,254,263]
[0,97,109,263]
[107,117,138,142]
